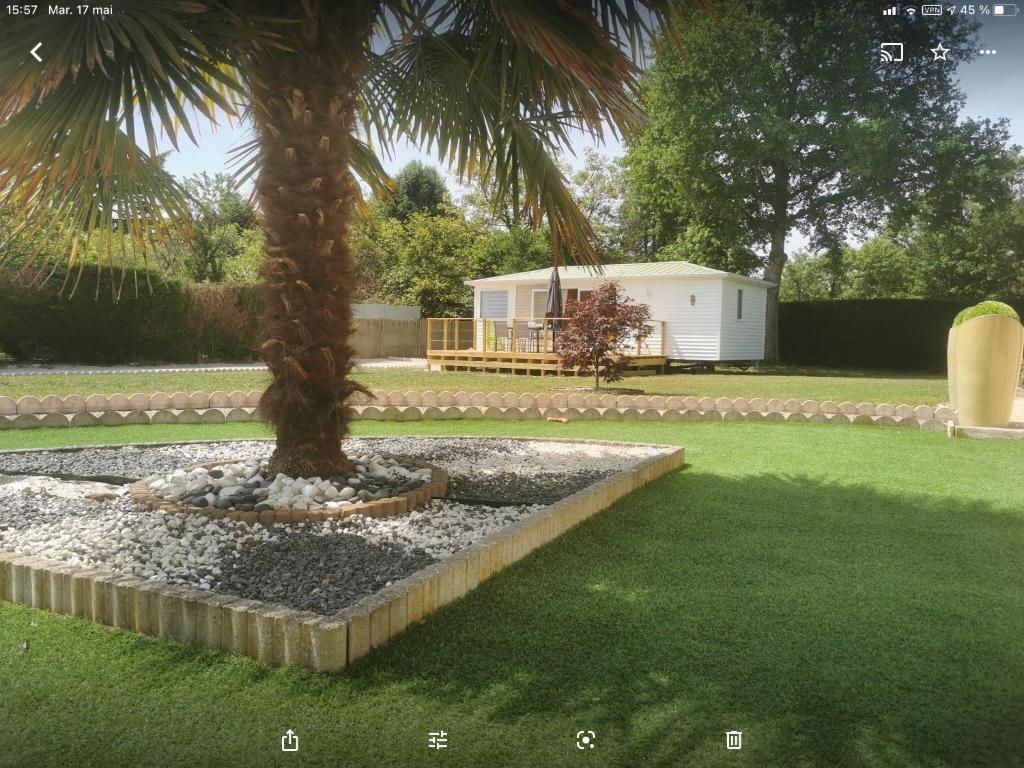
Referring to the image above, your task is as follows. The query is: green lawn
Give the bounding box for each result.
[0,364,948,405]
[1,420,1021,767]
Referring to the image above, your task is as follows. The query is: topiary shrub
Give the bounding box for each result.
[952,300,1020,327]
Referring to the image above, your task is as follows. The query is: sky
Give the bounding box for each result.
[157,11,1023,255]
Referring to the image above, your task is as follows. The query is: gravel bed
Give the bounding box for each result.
[0,438,668,615]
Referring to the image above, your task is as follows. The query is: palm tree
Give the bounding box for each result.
[0,0,687,477]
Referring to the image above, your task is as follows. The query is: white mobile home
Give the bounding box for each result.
[465,261,772,363]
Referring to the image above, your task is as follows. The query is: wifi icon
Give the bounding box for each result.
[904,4,919,17]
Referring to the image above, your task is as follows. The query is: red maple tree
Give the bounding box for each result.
[555,281,652,390]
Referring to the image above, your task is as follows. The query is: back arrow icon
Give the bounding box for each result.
[30,43,42,62]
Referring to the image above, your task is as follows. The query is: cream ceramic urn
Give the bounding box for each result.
[947,314,1024,428]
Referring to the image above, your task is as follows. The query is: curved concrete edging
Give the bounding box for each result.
[0,390,955,431]
[0,437,684,672]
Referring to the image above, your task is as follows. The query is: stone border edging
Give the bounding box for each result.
[0,389,956,431]
[128,460,449,525]
[0,437,684,673]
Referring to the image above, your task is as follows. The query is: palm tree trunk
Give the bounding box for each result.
[247,1,377,478]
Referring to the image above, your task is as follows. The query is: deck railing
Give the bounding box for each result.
[426,318,666,358]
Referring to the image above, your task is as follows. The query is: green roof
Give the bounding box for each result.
[465,261,772,286]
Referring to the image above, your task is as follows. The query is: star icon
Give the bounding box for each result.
[931,42,950,61]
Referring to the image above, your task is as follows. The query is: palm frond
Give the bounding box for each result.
[370,0,683,264]
[0,1,282,285]
[349,135,395,202]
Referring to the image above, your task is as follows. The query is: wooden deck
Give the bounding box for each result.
[426,318,667,375]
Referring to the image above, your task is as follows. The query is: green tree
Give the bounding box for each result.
[566,149,655,262]
[219,228,267,286]
[1,1,673,476]
[168,172,259,283]
[844,237,916,298]
[382,161,450,221]
[461,149,655,264]
[394,213,479,316]
[846,206,1024,300]
[839,154,1023,300]
[460,174,534,232]
[893,159,1024,299]
[625,0,1002,360]
[469,227,552,277]
[785,154,1023,302]
[351,210,480,316]
[351,200,556,315]
[780,252,830,301]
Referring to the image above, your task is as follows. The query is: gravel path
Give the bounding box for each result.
[0,438,667,615]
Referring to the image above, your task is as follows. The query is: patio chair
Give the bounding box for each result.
[512,321,533,352]
[490,321,513,351]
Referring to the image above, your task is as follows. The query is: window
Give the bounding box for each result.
[531,287,593,318]
[480,290,509,319]
[562,288,592,304]
[531,289,547,318]
[737,289,744,320]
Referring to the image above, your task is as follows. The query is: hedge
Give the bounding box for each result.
[0,266,263,363]
[6,270,1021,372]
[780,298,1024,372]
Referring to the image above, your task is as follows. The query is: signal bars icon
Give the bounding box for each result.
[882,4,899,14]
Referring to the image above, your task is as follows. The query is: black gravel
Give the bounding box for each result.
[0,443,266,481]
[447,468,615,505]
[216,532,436,614]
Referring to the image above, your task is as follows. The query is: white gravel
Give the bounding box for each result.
[148,455,432,512]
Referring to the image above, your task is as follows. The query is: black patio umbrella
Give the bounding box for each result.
[544,265,563,348]
[544,265,563,319]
